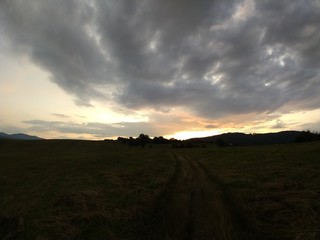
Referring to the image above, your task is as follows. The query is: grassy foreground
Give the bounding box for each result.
[182,142,320,239]
[0,140,175,239]
[1,140,320,239]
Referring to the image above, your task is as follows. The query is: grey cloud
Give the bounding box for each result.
[205,125,217,129]
[1,0,320,119]
[272,119,286,129]
[23,119,168,138]
[23,112,204,138]
[1,0,112,103]
[300,121,320,132]
[51,113,71,119]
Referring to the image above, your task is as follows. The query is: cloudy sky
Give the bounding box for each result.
[1,0,320,140]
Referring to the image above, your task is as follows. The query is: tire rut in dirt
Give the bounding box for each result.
[145,153,250,240]
[194,159,261,240]
[146,153,195,240]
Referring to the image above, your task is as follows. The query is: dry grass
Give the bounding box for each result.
[0,140,175,239]
[181,142,320,239]
[1,140,320,239]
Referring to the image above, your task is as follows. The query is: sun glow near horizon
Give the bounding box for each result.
[168,129,221,140]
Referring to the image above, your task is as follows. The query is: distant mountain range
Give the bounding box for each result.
[189,131,303,146]
[0,132,43,140]
[1,130,318,144]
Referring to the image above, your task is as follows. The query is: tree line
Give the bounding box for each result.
[115,130,320,148]
[117,134,180,147]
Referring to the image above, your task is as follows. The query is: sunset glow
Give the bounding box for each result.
[1,0,320,139]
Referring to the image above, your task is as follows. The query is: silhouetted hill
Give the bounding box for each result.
[189,131,302,146]
[0,132,43,140]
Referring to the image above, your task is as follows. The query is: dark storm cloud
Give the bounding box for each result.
[0,0,112,104]
[1,0,320,117]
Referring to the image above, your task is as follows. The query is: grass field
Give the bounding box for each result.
[1,140,320,239]
[0,140,175,239]
[180,142,320,239]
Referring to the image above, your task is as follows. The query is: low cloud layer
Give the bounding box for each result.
[1,0,320,120]
[23,119,155,138]
[23,113,204,138]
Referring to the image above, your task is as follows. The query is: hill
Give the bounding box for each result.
[0,132,43,140]
[189,131,301,146]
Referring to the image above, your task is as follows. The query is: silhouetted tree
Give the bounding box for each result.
[117,137,127,145]
[153,136,169,144]
[137,134,151,147]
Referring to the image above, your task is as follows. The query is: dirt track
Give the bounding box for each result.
[147,153,253,240]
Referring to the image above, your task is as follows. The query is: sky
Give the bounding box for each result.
[1,0,320,140]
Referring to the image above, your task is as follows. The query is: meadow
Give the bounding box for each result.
[180,142,320,239]
[0,140,319,239]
